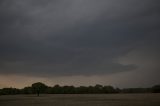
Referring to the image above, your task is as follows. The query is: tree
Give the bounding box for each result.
[31,82,48,96]
[103,86,116,93]
[94,84,103,93]
[52,84,62,94]
[152,85,160,93]
[22,87,32,94]
[0,88,20,95]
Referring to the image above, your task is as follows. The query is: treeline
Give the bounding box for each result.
[0,82,160,95]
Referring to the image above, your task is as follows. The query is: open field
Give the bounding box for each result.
[0,94,160,106]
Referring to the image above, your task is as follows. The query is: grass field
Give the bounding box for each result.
[0,94,160,106]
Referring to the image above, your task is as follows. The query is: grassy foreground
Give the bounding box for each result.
[0,94,160,106]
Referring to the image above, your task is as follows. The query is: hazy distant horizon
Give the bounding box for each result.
[0,0,160,88]
[0,79,159,89]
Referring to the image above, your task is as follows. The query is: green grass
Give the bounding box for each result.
[0,94,160,106]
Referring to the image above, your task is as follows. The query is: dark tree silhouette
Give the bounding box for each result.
[31,82,48,96]
[152,85,160,93]
[22,87,32,94]
[0,83,159,95]
[0,88,20,95]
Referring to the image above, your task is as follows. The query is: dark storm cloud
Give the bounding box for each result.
[0,0,160,77]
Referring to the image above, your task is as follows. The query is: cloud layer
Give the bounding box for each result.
[0,0,160,87]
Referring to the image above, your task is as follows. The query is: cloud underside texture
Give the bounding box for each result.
[0,0,160,79]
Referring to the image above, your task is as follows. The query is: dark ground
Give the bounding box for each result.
[0,94,160,106]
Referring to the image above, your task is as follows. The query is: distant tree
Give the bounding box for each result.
[87,86,95,93]
[0,89,1,95]
[94,84,103,93]
[152,85,160,93]
[1,83,160,95]
[31,82,48,96]
[0,88,20,95]
[121,88,152,93]
[103,86,116,93]
[45,87,53,94]
[61,86,75,94]
[22,87,32,94]
[76,86,88,94]
[52,84,62,94]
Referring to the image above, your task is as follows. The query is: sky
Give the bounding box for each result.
[0,0,160,88]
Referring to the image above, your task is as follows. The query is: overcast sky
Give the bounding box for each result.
[0,0,160,88]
